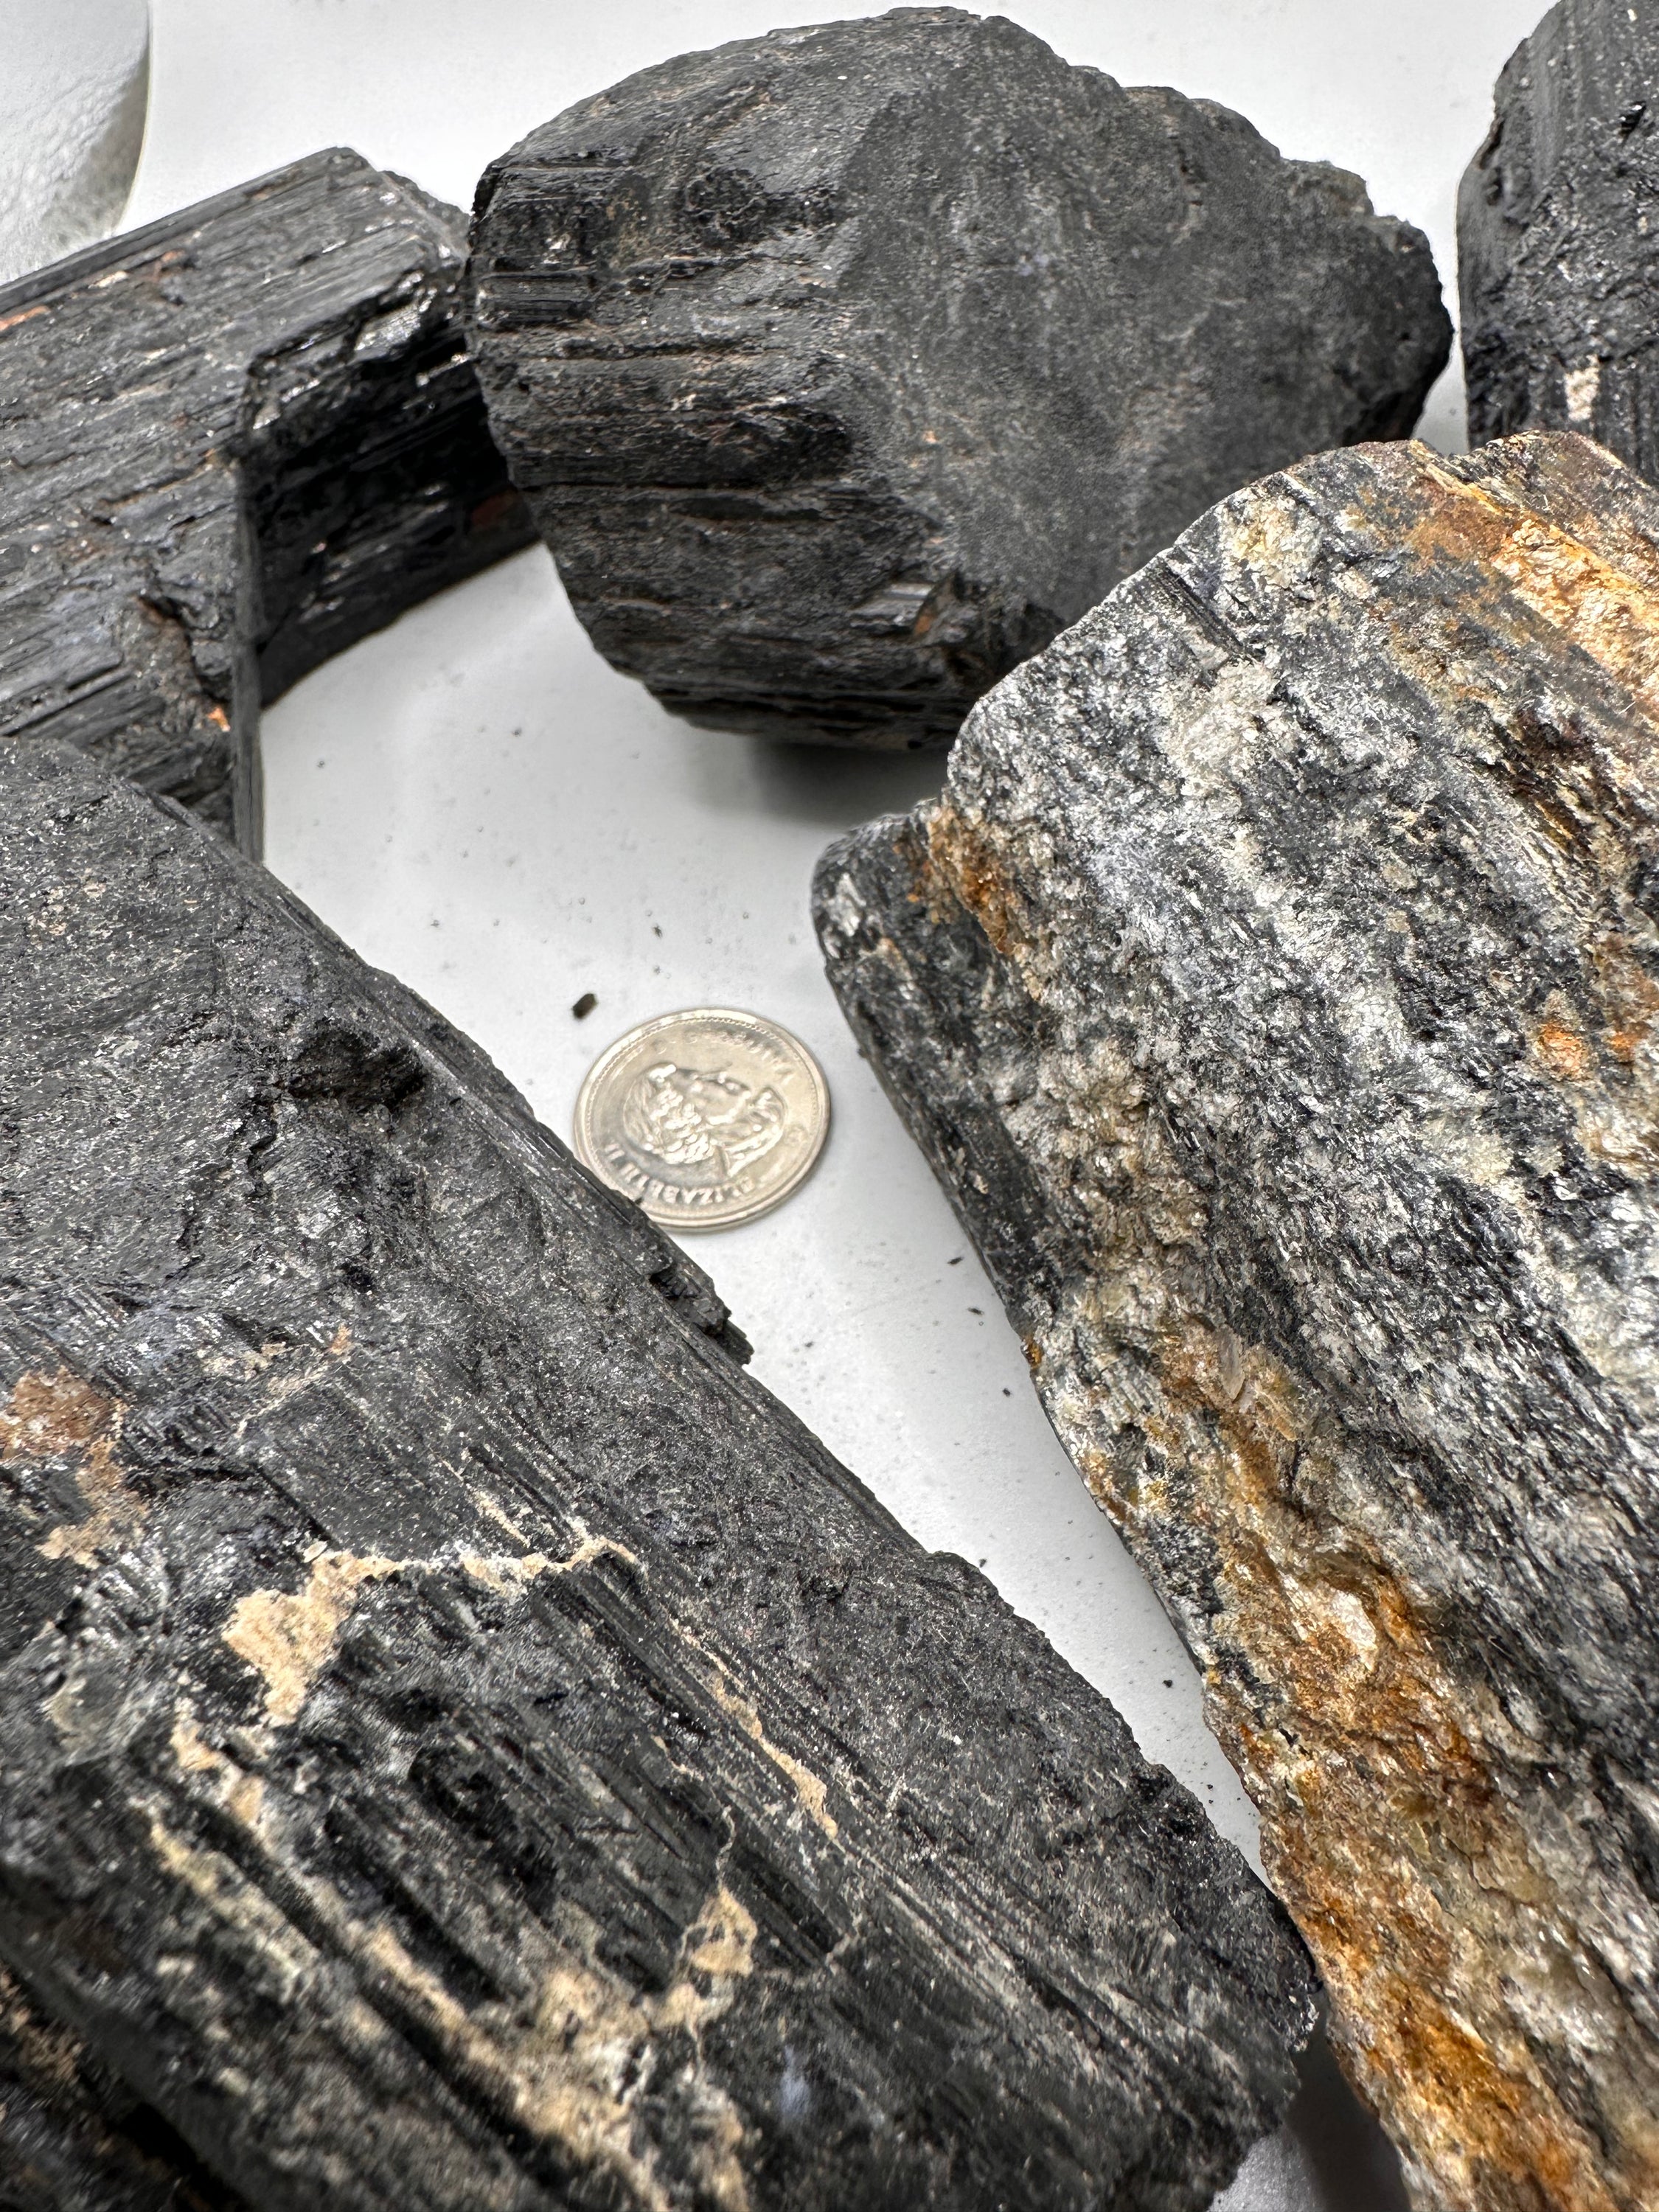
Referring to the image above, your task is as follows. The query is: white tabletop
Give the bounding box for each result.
[122,7,1549,2203]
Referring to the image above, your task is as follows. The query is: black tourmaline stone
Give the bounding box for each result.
[467,6,1450,750]
[1461,0,1659,471]
[0,740,1315,2211]
[0,149,532,851]
[815,430,1659,2212]
[0,1964,247,2212]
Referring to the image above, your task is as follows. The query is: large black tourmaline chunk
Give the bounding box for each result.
[0,150,532,849]
[468,7,1450,750]
[0,740,1314,2211]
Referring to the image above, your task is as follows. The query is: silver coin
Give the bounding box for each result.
[573,1008,830,1231]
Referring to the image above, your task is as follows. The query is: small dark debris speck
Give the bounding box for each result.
[572,992,598,1020]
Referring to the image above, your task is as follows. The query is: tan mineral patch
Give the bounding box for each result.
[147,1560,765,2205]
[0,1369,116,1461]
[706,1667,837,1838]
[459,1548,554,1595]
[170,1709,268,1832]
[36,1440,147,1568]
[688,2091,751,2212]
[925,802,1026,959]
[223,1551,403,1725]
[684,1885,757,1983]
[1,1369,146,1569]
[1564,359,1602,431]
[361,1880,754,2212]
[459,1523,636,1599]
[223,1524,641,1722]
[142,1806,317,2008]
[0,1964,83,2093]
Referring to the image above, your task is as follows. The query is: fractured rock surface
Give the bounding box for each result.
[0,148,532,852]
[1461,0,1659,472]
[467,6,1450,749]
[816,431,1659,2212]
[0,1965,246,2212]
[0,742,1315,2211]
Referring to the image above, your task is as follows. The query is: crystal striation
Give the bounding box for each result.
[0,148,532,851]
[1461,0,1659,473]
[0,1964,246,2212]
[816,431,1659,2212]
[467,6,1450,750]
[0,742,1314,2211]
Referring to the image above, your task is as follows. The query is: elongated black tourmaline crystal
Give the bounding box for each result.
[0,740,1314,2211]
[1461,0,1659,476]
[0,149,531,850]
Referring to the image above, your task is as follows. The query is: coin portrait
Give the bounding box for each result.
[573,1009,830,1231]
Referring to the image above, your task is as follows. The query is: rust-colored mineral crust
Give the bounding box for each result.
[815,431,1659,2212]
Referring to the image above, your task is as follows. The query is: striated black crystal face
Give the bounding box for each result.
[467,7,1450,751]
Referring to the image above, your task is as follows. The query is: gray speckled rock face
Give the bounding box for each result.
[815,431,1659,2212]
[467,5,1450,750]
[1461,0,1659,470]
[0,743,1315,2211]
[0,149,531,852]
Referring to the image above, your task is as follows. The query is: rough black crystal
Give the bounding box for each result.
[1461,0,1659,473]
[0,149,531,849]
[0,741,1314,2211]
[468,7,1450,750]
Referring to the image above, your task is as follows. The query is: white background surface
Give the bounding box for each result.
[0,0,147,279]
[114,5,1551,2204]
